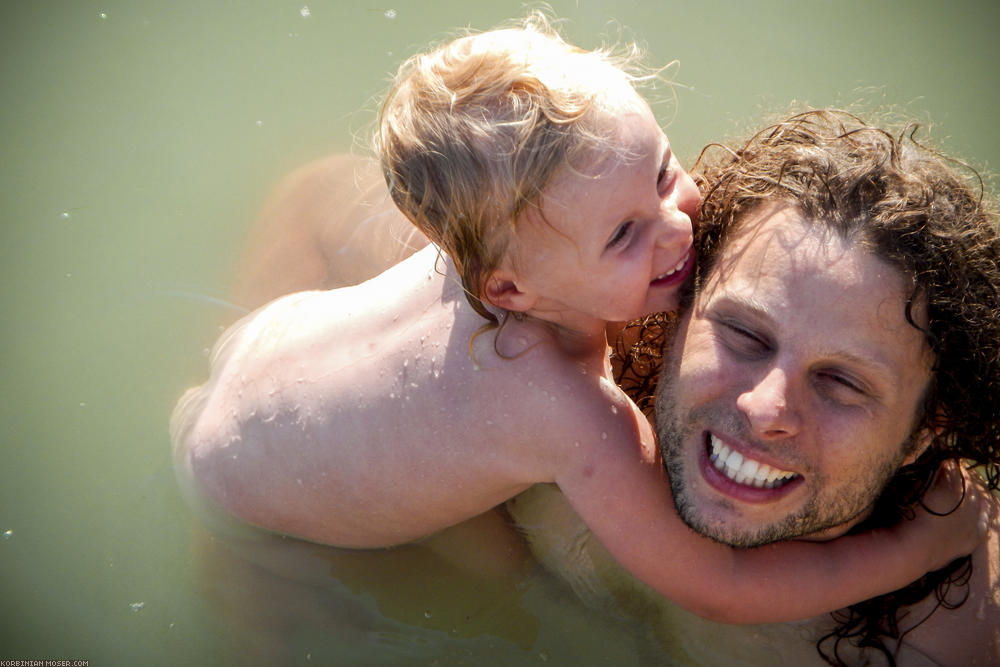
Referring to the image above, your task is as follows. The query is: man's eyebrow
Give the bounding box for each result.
[702,292,772,323]
[704,292,899,387]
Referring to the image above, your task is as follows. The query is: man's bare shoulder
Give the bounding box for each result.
[899,504,1000,665]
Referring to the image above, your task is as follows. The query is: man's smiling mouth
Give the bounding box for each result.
[708,434,799,489]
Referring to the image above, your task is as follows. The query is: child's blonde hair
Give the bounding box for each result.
[375,13,651,324]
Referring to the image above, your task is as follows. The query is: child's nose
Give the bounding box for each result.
[655,199,692,248]
[674,170,701,224]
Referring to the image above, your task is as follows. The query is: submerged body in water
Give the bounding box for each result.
[177,153,999,666]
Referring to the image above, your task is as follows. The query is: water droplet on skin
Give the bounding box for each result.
[609,405,618,415]
[601,432,608,440]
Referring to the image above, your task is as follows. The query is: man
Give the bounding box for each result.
[513,109,1000,665]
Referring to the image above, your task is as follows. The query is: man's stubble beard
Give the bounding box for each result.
[655,375,905,549]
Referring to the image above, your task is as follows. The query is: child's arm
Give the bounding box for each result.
[555,400,987,624]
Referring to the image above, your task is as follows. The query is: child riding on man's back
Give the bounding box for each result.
[172,15,985,624]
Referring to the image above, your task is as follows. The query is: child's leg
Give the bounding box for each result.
[234,153,429,308]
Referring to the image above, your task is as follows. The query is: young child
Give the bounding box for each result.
[172,16,984,624]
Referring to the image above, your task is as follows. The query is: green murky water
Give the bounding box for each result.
[2,1,997,663]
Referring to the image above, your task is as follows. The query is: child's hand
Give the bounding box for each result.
[911,460,990,573]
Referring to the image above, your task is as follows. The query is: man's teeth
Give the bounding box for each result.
[654,252,689,281]
[708,435,797,489]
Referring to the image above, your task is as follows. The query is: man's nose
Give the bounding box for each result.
[654,199,692,249]
[736,367,801,438]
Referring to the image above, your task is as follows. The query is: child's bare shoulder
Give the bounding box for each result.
[482,331,649,461]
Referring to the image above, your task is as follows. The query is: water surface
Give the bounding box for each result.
[2,1,997,663]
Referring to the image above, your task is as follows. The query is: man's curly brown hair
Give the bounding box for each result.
[615,108,1000,665]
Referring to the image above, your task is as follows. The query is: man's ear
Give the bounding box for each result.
[483,270,537,313]
[903,404,950,467]
[902,425,940,467]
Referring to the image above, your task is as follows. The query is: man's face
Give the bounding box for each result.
[657,205,934,547]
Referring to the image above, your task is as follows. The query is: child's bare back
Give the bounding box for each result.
[176,243,654,548]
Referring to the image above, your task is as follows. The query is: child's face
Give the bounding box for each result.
[509,102,698,331]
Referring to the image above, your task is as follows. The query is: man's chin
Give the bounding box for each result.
[667,469,813,548]
[671,484,867,548]
[672,499,786,549]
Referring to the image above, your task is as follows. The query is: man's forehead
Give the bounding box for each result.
[690,206,933,385]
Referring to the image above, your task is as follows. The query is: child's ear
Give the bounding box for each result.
[483,270,537,313]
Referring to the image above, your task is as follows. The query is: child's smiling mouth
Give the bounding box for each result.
[651,248,693,286]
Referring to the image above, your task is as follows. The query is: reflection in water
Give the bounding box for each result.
[187,501,662,664]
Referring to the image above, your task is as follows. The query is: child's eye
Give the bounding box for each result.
[606,221,633,248]
[658,160,677,193]
[658,164,670,187]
